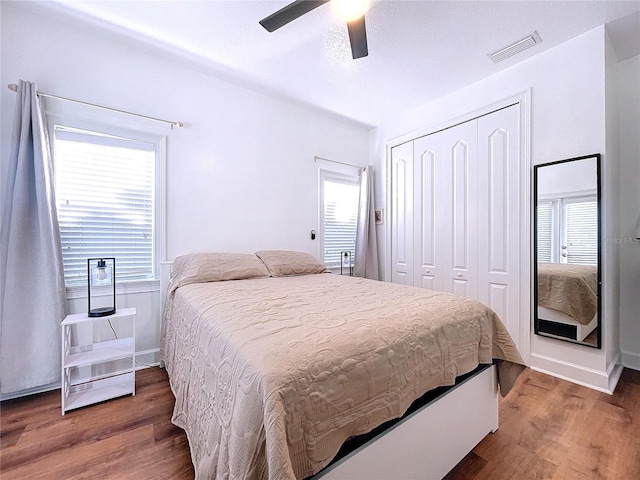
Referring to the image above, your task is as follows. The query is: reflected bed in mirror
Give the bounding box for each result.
[533,154,601,348]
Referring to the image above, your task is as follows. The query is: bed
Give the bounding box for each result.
[536,263,598,341]
[161,251,524,480]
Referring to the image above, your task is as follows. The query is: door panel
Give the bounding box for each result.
[477,105,520,344]
[440,122,478,299]
[413,136,443,291]
[391,142,414,285]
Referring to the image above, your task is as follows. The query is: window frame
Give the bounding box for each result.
[318,168,361,271]
[47,113,166,298]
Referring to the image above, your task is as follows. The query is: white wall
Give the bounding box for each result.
[0,5,369,369]
[369,26,626,391]
[616,54,640,370]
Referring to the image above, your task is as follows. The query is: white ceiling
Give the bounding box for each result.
[21,1,640,127]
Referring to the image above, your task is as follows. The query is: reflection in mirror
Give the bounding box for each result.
[533,154,601,348]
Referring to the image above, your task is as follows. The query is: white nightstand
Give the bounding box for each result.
[61,307,136,415]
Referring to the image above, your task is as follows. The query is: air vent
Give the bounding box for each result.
[488,31,542,63]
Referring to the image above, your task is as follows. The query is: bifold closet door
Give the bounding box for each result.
[413,122,478,298]
[412,134,443,291]
[390,141,414,285]
[440,121,479,299]
[477,105,521,345]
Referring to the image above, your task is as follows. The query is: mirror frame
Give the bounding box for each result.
[533,153,602,349]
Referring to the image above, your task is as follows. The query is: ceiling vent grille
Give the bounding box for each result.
[488,31,542,63]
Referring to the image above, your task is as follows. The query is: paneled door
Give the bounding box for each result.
[390,141,414,285]
[412,121,477,297]
[412,134,443,291]
[477,105,521,345]
[439,121,479,299]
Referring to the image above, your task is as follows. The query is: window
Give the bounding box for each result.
[52,122,164,287]
[320,171,360,269]
[563,198,598,265]
[536,195,597,266]
[536,200,556,263]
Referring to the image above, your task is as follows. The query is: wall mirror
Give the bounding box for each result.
[533,154,601,348]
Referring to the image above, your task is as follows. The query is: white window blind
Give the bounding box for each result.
[564,199,598,265]
[54,126,156,286]
[537,201,554,263]
[321,175,360,268]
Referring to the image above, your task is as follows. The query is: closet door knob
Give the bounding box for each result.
[426,269,430,273]
[457,273,462,277]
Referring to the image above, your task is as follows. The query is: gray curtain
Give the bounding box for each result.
[354,166,379,280]
[0,80,67,395]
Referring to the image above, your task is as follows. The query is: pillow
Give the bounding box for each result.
[169,253,269,295]
[255,250,329,277]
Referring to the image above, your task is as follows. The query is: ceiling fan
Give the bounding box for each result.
[259,0,370,59]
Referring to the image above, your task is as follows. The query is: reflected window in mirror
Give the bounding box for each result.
[533,154,601,348]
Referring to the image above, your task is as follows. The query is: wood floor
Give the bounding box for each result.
[2,366,639,480]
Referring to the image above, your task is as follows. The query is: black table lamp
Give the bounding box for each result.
[88,257,116,317]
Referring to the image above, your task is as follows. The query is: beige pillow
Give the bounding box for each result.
[255,250,329,277]
[169,253,269,294]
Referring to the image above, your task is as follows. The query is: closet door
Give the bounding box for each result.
[390,141,414,285]
[440,121,479,299]
[477,105,521,345]
[413,134,445,291]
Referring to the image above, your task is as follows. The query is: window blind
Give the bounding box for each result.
[564,200,598,265]
[322,176,359,268]
[537,202,553,263]
[54,127,156,286]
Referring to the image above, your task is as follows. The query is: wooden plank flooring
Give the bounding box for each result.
[2,367,639,479]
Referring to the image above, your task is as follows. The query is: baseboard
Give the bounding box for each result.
[529,353,619,394]
[608,362,624,393]
[0,381,60,402]
[135,348,161,369]
[621,350,640,371]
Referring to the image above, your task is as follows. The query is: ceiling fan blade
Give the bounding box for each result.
[259,0,330,32]
[347,15,368,59]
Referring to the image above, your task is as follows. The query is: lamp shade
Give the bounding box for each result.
[88,257,116,317]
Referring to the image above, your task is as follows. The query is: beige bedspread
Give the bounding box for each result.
[162,274,524,480]
[537,263,598,325]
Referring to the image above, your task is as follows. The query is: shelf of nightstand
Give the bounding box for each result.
[65,372,134,412]
[62,307,136,326]
[64,337,134,368]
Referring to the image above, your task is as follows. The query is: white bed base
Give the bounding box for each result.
[315,365,499,480]
[537,306,597,341]
[159,262,499,480]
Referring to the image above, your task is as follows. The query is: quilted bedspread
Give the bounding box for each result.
[161,274,524,480]
[537,262,598,325]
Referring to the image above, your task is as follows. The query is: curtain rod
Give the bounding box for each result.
[314,155,363,170]
[7,83,184,130]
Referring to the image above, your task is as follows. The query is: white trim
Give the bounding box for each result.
[538,189,597,201]
[135,348,161,368]
[0,381,60,401]
[519,89,533,366]
[529,351,622,394]
[66,279,160,300]
[621,349,640,371]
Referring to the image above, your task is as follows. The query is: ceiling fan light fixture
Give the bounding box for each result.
[331,0,370,22]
